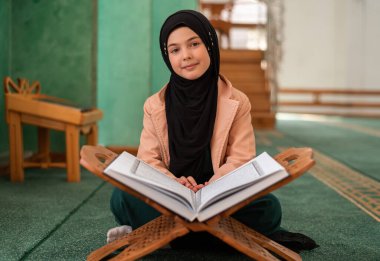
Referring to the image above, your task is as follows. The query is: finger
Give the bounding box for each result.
[186,176,198,187]
[175,177,186,185]
[178,177,192,188]
[190,186,198,192]
[191,184,204,192]
[195,184,204,190]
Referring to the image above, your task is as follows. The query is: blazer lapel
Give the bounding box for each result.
[150,101,170,167]
[149,75,239,172]
[151,98,239,172]
[210,97,239,170]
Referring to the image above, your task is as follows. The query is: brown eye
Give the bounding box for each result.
[170,48,179,54]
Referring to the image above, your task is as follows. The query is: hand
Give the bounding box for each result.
[192,184,205,192]
[175,176,204,192]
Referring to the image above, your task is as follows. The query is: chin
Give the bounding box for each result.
[181,72,202,80]
[183,76,199,80]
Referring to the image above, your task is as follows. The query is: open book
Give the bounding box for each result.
[104,152,289,222]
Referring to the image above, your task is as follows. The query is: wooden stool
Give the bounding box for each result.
[80,146,315,260]
[4,77,103,182]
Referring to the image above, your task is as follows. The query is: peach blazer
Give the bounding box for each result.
[137,74,256,179]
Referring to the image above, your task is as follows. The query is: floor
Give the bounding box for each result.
[0,114,379,260]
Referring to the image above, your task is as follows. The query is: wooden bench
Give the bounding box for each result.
[4,77,103,182]
[277,88,380,117]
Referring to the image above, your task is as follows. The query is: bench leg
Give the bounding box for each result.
[38,127,50,168]
[65,124,80,182]
[86,124,98,146]
[8,112,24,182]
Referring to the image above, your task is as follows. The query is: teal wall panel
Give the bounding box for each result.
[97,0,198,147]
[11,0,95,107]
[10,0,96,152]
[0,0,11,153]
[97,0,152,146]
[151,0,198,92]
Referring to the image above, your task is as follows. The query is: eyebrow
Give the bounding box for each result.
[167,36,200,47]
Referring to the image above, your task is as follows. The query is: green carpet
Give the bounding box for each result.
[0,170,105,261]
[1,114,379,260]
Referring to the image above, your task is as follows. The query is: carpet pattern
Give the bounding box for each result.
[275,145,380,222]
[256,114,380,223]
[309,149,380,222]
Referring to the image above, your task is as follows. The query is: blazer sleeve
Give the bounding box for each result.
[137,98,176,178]
[216,92,256,177]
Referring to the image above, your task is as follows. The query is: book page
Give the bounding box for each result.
[197,152,285,211]
[253,152,285,176]
[135,161,196,209]
[105,152,195,210]
[197,162,259,210]
[197,170,288,222]
[106,170,197,221]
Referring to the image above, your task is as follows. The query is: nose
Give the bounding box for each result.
[182,48,191,60]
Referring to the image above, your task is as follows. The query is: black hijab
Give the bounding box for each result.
[159,10,220,183]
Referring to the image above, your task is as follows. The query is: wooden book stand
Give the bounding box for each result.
[80,146,315,260]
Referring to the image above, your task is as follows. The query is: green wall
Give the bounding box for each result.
[0,0,11,154]
[11,0,95,107]
[98,0,198,147]
[97,0,152,147]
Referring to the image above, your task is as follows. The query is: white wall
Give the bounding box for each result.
[364,0,380,88]
[278,0,380,89]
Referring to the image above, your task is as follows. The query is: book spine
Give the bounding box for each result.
[252,161,265,176]
[130,159,140,174]
[194,190,201,212]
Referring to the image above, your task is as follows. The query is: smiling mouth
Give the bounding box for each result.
[182,63,198,70]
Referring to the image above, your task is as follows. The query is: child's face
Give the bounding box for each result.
[167,27,211,80]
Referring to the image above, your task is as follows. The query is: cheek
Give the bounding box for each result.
[199,48,211,66]
[201,52,211,70]
[168,56,174,67]
[169,56,179,70]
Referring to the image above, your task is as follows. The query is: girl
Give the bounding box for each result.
[108,10,317,252]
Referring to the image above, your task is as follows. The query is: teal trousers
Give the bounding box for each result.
[110,187,282,236]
